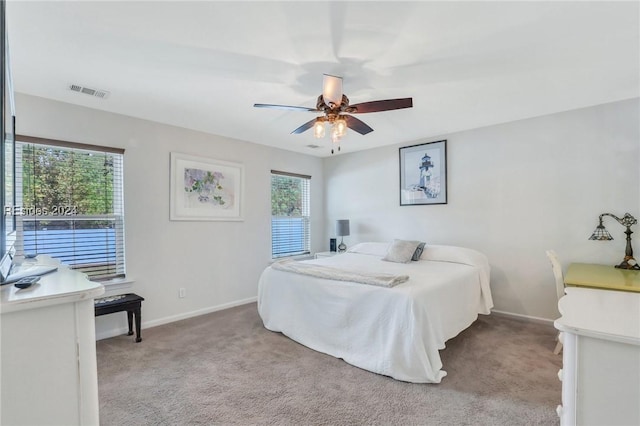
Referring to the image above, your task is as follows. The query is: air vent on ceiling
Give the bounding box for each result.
[306,144,320,149]
[68,83,110,99]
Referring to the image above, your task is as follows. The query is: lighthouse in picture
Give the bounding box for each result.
[419,153,434,193]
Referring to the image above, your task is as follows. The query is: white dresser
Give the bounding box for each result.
[1,257,105,425]
[554,287,640,426]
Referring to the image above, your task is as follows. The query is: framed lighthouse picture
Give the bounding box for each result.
[399,140,447,206]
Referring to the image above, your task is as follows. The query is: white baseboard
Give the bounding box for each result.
[491,309,555,326]
[95,296,257,341]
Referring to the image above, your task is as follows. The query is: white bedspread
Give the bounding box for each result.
[258,244,493,383]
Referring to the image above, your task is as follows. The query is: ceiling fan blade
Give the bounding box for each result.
[322,74,343,107]
[344,115,373,135]
[254,103,319,112]
[291,118,318,134]
[348,98,413,114]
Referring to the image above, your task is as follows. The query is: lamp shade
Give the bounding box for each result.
[589,224,613,241]
[336,220,350,237]
[313,119,325,138]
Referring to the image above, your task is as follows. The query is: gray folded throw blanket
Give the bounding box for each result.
[271,259,409,288]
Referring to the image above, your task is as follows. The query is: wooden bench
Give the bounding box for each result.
[94,293,145,342]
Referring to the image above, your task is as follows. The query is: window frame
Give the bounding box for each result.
[13,134,126,281]
[270,170,311,259]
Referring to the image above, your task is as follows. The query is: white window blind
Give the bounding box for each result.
[13,136,125,280]
[271,171,310,258]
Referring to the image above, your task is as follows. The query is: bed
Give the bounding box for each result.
[257,241,493,383]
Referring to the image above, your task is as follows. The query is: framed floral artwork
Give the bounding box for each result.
[170,152,244,221]
[399,140,447,206]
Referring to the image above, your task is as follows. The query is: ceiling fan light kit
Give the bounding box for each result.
[254,74,413,154]
[313,119,325,138]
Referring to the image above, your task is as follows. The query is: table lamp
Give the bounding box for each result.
[589,212,640,270]
[336,220,350,252]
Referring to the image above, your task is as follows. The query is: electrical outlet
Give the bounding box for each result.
[179,288,186,298]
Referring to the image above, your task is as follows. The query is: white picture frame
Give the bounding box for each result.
[170,152,244,221]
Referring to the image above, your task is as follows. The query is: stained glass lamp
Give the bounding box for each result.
[589,213,640,270]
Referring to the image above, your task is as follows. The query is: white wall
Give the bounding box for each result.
[16,93,640,328]
[16,93,324,338]
[323,98,640,320]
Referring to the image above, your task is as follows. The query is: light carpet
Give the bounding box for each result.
[97,303,562,425]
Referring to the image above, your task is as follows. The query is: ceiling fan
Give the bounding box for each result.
[254,74,413,153]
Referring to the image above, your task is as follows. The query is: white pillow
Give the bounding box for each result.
[347,242,390,257]
[382,239,422,263]
[420,245,488,267]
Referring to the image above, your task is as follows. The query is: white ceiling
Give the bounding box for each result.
[6,1,639,157]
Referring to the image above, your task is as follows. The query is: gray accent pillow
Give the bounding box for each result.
[382,239,422,263]
[412,242,426,261]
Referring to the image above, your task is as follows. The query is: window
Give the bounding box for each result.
[271,170,310,258]
[11,135,125,280]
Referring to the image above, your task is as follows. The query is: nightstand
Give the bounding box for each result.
[314,251,339,259]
